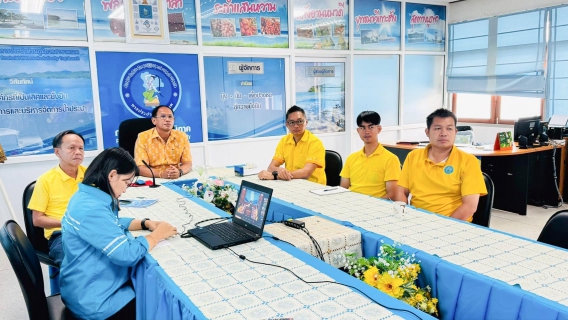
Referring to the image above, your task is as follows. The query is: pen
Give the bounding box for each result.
[323,188,338,192]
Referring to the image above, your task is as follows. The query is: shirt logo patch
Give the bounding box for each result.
[444,166,454,174]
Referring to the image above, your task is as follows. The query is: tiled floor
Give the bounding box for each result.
[0,205,561,319]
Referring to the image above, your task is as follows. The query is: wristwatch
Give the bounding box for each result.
[179,168,183,177]
[141,218,150,230]
[272,171,278,180]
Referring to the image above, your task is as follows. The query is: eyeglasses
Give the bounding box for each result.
[155,114,174,120]
[286,119,306,126]
[357,125,377,131]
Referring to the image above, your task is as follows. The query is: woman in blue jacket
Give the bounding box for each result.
[60,147,177,319]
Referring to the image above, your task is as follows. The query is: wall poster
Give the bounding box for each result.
[354,0,400,50]
[124,0,169,43]
[405,2,446,51]
[204,57,286,140]
[200,0,289,48]
[96,52,202,148]
[293,0,348,50]
[0,46,96,156]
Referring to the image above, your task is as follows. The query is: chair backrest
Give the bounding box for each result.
[537,209,568,249]
[324,150,343,187]
[457,125,473,132]
[472,172,494,227]
[0,220,50,319]
[118,118,155,157]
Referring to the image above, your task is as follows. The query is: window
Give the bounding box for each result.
[452,93,543,124]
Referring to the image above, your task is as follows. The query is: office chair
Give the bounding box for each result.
[537,210,568,250]
[472,173,494,227]
[456,125,473,132]
[118,118,155,158]
[0,220,75,320]
[324,150,343,187]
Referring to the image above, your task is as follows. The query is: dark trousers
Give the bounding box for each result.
[106,298,136,320]
[47,231,64,267]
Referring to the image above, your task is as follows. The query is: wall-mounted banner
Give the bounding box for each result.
[405,2,445,51]
[204,57,286,140]
[200,0,289,48]
[293,0,349,50]
[0,46,96,156]
[96,52,202,147]
[0,0,87,40]
[91,0,197,44]
[295,62,345,133]
[354,0,400,50]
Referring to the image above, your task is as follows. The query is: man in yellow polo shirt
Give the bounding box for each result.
[340,111,400,198]
[28,130,86,266]
[135,105,192,180]
[395,108,487,222]
[258,105,326,184]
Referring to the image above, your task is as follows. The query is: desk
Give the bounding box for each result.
[382,142,567,215]
[120,185,428,319]
[216,174,568,318]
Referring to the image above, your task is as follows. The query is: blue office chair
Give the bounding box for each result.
[472,173,494,227]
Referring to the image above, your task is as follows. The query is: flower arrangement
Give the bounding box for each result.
[344,241,438,317]
[181,171,238,213]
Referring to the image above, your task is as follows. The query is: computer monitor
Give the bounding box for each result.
[513,116,542,142]
[514,118,542,145]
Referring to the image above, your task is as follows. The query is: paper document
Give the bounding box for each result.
[310,186,350,195]
[119,199,158,208]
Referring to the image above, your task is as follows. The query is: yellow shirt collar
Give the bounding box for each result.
[357,143,384,157]
[150,128,175,142]
[55,165,84,182]
[421,144,456,165]
[284,130,311,145]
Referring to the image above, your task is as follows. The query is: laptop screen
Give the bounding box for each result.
[233,180,272,232]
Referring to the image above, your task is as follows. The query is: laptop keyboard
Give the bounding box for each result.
[205,223,251,242]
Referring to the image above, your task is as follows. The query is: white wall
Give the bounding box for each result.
[450,0,568,23]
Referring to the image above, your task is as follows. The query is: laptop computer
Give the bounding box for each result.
[188,180,273,250]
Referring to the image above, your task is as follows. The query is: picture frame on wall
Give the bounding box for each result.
[124,0,170,44]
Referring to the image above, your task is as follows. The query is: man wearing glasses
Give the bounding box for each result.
[340,111,401,199]
[134,105,192,179]
[258,105,326,184]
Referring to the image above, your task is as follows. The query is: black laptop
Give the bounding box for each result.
[188,180,273,250]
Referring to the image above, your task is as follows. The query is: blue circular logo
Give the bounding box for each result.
[120,59,182,118]
[444,166,454,174]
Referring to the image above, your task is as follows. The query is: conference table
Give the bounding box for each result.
[120,183,428,320]
[122,167,568,319]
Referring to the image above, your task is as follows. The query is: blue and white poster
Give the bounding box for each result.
[0,0,87,40]
[0,46,96,156]
[91,0,197,44]
[96,52,202,147]
[293,0,348,50]
[204,57,286,140]
[295,62,345,133]
[200,0,289,48]
[405,3,445,51]
[354,0,400,50]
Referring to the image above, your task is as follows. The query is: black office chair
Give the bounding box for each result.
[118,118,155,157]
[537,210,568,249]
[325,150,343,187]
[472,173,494,227]
[457,125,473,132]
[0,220,75,320]
[22,181,57,268]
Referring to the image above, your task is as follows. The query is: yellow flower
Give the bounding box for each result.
[376,273,404,298]
[415,293,424,302]
[432,298,438,304]
[363,266,379,287]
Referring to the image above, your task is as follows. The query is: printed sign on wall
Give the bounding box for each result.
[293,0,349,50]
[204,57,286,140]
[405,2,446,51]
[200,0,289,48]
[0,0,87,40]
[96,52,202,147]
[354,0,400,50]
[0,46,96,156]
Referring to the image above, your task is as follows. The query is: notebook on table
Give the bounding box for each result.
[188,180,273,250]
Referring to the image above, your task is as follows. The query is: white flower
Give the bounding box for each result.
[228,189,238,206]
[203,190,214,203]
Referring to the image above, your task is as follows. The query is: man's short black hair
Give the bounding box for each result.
[52,130,85,149]
[152,105,174,118]
[286,105,306,120]
[426,108,457,129]
[356,111,381,127]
